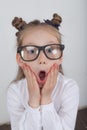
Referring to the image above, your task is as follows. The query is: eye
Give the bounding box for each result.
[26,47,38,54]
[29,49,35,54]
[46,47,53,53]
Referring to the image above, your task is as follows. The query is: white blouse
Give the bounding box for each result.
[7,73,79,130]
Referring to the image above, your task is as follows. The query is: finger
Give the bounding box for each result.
[24,64,39,90]
[23,64,31,79]
[22,64,35,89]
[52,64,59,86]
[50,65,56,88]
[47,63,55,75]
[32,71,40,90]
[44,65,54,89]
[47,64,58,89]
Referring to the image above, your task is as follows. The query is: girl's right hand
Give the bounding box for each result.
[22,64,41,108]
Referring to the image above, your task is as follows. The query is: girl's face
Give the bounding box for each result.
[16,27,63,84]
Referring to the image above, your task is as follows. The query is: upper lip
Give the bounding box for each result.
[38,70,47,76]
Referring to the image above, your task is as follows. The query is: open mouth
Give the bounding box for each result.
[36,71,47,85]
[39,71,46,81]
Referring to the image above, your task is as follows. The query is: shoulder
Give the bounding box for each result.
[52,73,79,110]
[7,79,28,111]
[59,73,79,87]
[58,73,79,95]
[7,78,29,108]
[7,78,27,97]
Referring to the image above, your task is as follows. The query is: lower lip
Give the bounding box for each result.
[37,77,47,85]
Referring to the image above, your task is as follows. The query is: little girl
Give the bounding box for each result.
[7,13,79,130]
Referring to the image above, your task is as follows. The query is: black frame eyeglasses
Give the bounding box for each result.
[17,44,65,62]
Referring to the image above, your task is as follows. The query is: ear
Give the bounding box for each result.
[16,53,24,67]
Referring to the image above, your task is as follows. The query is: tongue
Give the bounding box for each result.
[39,71,45,80]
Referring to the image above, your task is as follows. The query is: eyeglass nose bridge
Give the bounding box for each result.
[37,46,47,63]
[38,46,45,51]
[37,46,46,55]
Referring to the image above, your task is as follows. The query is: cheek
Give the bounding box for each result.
[52,60,60,66]
[25,62,36,71]
[57,58,63,65]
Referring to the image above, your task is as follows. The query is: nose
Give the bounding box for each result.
[38,51,47,64]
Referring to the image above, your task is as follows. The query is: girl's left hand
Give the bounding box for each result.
[41,64,58,105]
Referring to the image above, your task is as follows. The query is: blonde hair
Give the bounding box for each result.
[12,13,64,82]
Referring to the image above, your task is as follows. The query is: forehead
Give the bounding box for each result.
[21,26,61,45]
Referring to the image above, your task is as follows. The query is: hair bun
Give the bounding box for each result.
[44,13,62,30]
[12,17,27,31]
[52,13,62,25]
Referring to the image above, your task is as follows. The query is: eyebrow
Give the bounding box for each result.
[22,42,34,46]
[23,41,59,46]
[47,41,59,44]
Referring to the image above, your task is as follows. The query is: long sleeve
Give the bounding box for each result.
[7,84,41,130]
[7,75,79,130]
[41,79,79,130]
